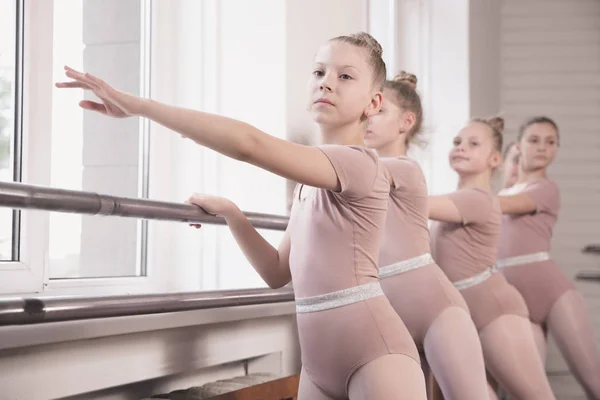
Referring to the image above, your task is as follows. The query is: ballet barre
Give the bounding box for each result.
[0,181,289,230]
[576,244,600,281]
[0,287,295,326]
[0,180,294,325]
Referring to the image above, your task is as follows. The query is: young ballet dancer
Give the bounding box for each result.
[56,32,427,400]
[364,71,489,400]
[427,116,556,399]
[501,141,519,189]
[497,116,600,399]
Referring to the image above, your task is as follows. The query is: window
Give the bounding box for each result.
[4,0,384,296]
[47,0,150,279]
[0,0,20,262]
[0,0,154,295]
[2,0,289,295]
[145,0,287,292]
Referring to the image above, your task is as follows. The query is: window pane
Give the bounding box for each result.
[48,0,148,278]
[0,0,17,261]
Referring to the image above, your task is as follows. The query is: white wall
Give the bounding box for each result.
[500,1,600,396]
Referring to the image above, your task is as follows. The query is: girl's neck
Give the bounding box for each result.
[457,170,492,192]
[319,120,367,146]
[375,136,408,158]
[517,165,547,184]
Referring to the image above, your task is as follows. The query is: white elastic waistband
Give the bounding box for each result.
[379,253,434,279]
[496,252,550,269]
[295,281,384,313]
[453,266,496,291]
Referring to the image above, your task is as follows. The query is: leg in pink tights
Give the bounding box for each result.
[488,384,500,400]
[348,354,427,400]
[298,369,335,400]
[531,322,547,365]
[423,306,490,400]
[488,373,500,400]
[479,314,556,399]
[420,352,432,399]
[547,289,600,399]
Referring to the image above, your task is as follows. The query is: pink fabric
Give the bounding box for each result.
[430,188,501,281]
[379,157,430,265]
[498,179,574,323]
[460,273,529,331]
[378,157,468,345]
[431,188,529,331]
[498,179,560,258]
[289,145,387,298]
[288,145,419,399]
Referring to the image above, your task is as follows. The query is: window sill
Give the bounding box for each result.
[0,299,296,351]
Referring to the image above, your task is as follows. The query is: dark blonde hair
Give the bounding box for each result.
[384,71,423,144]
[330,32,386,90]
[471,116,504,152]
[517,116,560,145]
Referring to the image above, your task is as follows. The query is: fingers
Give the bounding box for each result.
[186,194,206,206]
[185,198,203,229]
[64,66,102,91]
[55,81,93,89]
[79,100,108,114]
[84,72,106,88]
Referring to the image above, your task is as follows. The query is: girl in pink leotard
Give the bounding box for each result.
[364,71,489,400]
[57,33,426,400]
[428,116,556,399]
[498,116,600,399]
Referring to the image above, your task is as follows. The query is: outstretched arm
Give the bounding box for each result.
[187,194,291,289]
[57,66,340,191]
[429,189,494,224]
[498,194,536,215]
[428,195,462,223]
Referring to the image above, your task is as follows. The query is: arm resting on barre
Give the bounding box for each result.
[188,194,292,289]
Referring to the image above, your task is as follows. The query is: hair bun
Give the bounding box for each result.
[350,32,383,57]
[393,71,418,89]
[486,116,505,134]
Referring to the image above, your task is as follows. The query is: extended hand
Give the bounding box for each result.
[55,66,143,118]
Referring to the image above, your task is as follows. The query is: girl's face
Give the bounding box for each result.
[502,144,520,188]
[364,90,405,150]
[449,122,501,175]
[307,41,381,127]
[518,122,558,172]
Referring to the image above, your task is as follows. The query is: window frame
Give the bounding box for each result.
[0,0,161,296]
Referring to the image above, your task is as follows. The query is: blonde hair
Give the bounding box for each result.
[471,116,504,152]
[384,71,423,144]
[330,32,386,90]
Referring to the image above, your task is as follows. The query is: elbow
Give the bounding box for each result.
[235,123,261,163]
[267,281,286,290]
[264,266,292,289]
[266,275,291,290]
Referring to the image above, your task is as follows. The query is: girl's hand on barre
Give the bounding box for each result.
[186,194,240,228]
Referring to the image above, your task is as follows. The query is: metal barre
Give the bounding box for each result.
[0,288,295,326]
[0,181,289,230]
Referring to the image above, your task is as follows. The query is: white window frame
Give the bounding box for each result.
[0,0,163,296]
